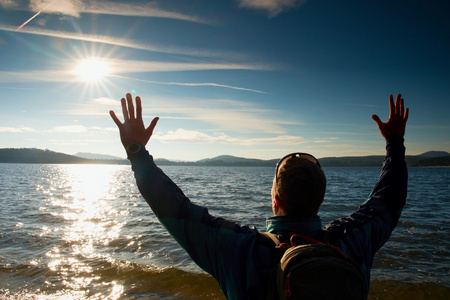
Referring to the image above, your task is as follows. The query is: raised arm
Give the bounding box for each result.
[327,94,409,289]
[109,93,159,150]
[371,94,409,138]
[109,95,267,298]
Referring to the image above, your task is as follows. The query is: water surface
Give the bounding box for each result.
[0,164,448,299]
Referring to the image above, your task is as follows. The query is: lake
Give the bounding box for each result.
[0,163,449,299]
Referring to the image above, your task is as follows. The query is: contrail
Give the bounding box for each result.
[109,75,267,94]
[17,1,56,31]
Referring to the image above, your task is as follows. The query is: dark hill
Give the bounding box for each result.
[319,156,385,167]
[0,148,128,165]
[197,155,275,166]
[417,151,450,158]
[1,148,449,167]
[74,152,124,160]
[408,156,450,167]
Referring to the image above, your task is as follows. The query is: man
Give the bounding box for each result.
[110,93,409,299]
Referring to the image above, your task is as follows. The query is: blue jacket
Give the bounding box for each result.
[129,135,407,299]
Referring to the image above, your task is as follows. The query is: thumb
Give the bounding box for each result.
[146,117,159,136]
[110,110,123,127]
[371,114,382,126]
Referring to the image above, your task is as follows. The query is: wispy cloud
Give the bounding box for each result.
[50,125,115,133]
[0,124,116,135]
[51,125,97,133]
[17,0,57,30]
[92,97,120,106]
[28,0,80,17]
[111,75,266,94]
[0,126,37,133]
[237,0,306,17]
[0,70,73,83]
[82,1,207,23]
[46,137,117,147]
[0,57,267,84]
[108,59,268,73]
[0,24,226,58]
[146,97,299,134]
[67,96,299,134]
[0,0,16,9]
[0,86,35,90]
[10,0,207,23]
[156,128,306,146]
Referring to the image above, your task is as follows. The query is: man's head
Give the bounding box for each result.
[271,153,326,218]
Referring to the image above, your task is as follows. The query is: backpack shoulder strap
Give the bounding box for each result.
[260,232,292,250]
[290,233,323,246]
[260,232,285,300]
[260,232,281,246]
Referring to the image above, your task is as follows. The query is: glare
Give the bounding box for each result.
[74,59,110,82]
[41,164,127,298]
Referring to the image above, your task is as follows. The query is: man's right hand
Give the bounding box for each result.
[372,94,409,138]
[109,93,159,150]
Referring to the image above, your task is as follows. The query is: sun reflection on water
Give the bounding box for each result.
[42,164,128,298]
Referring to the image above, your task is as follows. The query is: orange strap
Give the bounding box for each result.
[290,234,349,259]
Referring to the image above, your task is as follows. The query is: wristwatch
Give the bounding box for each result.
[126,143,141,154]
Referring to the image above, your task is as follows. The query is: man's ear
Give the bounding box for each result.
[273,195,282,216]
[273,195,281,209]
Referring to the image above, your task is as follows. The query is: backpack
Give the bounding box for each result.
[261,232,367,300]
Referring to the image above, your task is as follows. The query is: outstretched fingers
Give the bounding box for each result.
[126,93,135,120]
[136,96,143,120]
[389,94,395,120]
[146,117,159,136]
[404,106,409,123]
[395,94,403,118]
[121,97,129,121]
[398,95,404,117]
[394,95,409,125]
[111,94,138,127]
[374,93,409,138]
[109,110,122,127]
[399,96,409,123]
[371,114,383,128]
[110,93,160,148]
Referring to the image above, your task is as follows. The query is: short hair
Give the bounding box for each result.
[275,157,326,218]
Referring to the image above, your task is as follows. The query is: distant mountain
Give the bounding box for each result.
[408,155,450,167]
[405,151,450,167]
[0,148,128,165]
[197,155,276,166]
[318,156,384,167]
[0,148,90,164]
[75,152,124,160]
[0,148,449,167]
[193,152,450,167]
[417,151,450,158]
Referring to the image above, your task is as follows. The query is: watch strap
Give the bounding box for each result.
[126,143,142,154]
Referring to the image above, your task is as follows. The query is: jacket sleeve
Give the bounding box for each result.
[325,135,407,281]
[127,147,272,299]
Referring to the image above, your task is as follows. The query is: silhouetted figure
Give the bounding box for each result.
[110,93,409,299]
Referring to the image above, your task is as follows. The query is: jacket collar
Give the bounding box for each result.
[266,215,322,236]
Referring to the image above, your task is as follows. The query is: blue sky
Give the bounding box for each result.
[0,0,449,161]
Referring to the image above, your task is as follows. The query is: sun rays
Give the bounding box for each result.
[74,59,111,83]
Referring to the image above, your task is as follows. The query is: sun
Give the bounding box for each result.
[74,59,110,82]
